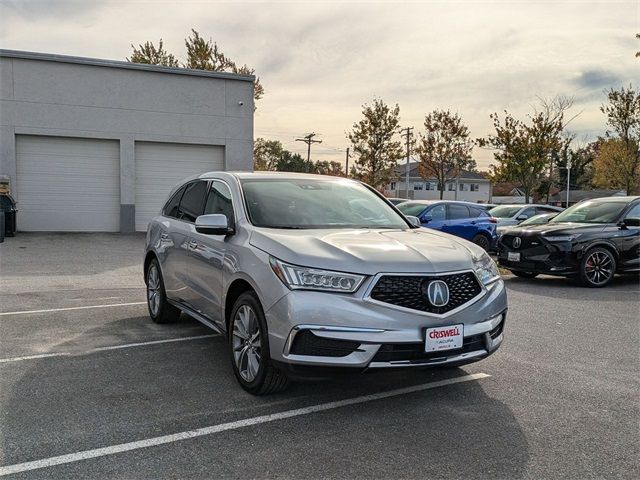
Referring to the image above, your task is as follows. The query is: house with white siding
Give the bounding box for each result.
[385,162,492,204]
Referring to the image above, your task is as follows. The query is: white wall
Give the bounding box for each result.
[388,179,491,203]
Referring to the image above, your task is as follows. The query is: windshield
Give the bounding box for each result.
[519,213,555,226]
[241,178,409,229]
[396,202,430,217]
[488,206,522,218]
[550,200,627,224]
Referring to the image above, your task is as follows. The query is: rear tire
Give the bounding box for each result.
[580,247,616,288]
[512,271,538,279]
[472,234,491,251]
[146,258,180,324]
[229,291,289,395]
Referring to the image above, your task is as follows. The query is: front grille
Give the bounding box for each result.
[289,330,361,357]
[369,272,482,314]
[500,234,541,250]
[372,333,486,363]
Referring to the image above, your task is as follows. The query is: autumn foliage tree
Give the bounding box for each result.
[479,97,573,203]
[347,99,404,189]
[416,110,475,199]
[593,85,640,194]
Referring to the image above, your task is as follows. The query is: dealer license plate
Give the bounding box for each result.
[508,252,520,262]
[425,324,464,352]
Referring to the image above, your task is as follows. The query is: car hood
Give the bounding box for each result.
[501,222,607,236]
[495,218,519,226]
[249,227,483,275]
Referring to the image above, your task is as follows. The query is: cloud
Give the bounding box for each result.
[1,0,638,169]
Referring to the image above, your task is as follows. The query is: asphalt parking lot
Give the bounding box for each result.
[1,233,638,479]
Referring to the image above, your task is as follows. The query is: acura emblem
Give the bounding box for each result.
[513,237,522,249]
[425,280,449,307]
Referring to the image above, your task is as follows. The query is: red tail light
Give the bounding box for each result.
[489,217,497,224]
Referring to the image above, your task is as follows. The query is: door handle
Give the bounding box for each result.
[188,240,198,250]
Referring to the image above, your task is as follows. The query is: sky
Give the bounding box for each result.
[1,0,638,170]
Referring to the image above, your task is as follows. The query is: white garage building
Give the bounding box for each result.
[0,49,254,232]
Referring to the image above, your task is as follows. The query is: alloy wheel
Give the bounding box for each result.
[584,250,613,285]
[232,304,262,382]
[147,264,160,316]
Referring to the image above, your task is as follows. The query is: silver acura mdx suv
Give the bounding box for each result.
[144,172,507,394]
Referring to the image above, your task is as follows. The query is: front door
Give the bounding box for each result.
[186,180,236,328]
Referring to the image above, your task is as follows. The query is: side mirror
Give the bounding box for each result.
[406,215,422,227]
[195,214,234,235]
[621,218,640,228]
[516,214,528,221]
[422,214,433,223]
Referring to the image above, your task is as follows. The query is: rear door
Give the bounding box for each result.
[170,180,208,305]
[443,204,473,239]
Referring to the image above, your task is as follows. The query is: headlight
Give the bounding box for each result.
[543,234,579,242]
[473,252,501,285]
[269,257,365,293]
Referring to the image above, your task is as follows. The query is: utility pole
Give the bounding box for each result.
[400,127,413,199]
[345,147,350,177]
[566,153,572,208]
[296,133,322,172]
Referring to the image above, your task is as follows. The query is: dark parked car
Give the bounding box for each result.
[397,200,497,251]
[498,196,640,287]
[496,212,558,237]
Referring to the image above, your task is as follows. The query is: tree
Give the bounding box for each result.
[416,110,475,199]
[597,85,640,194]
[253,138,284,171]
[127,39,178,67]
[276,151,312,173]
[593,138,639,194]
[479,97,573,203]
[184,29,264,102]
[127,30,264,103]
[347,99,403,189]
[556,141,597,190]
[636,33,639,58]
[314,160,345,176]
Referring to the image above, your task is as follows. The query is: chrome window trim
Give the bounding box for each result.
[361,269,488,319]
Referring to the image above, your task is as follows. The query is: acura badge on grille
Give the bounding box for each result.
[426,280,449,307]
[513,237,522,249]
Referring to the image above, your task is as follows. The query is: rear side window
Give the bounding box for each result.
[468,207,485,217]
[537,206,558,215]
[163,185,186,218]
[448,204,470,220]
[204,181,235,225]
[178,181,208,223]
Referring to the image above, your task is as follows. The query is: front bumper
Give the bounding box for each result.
[497,236,579,275]
[264,277,507,371]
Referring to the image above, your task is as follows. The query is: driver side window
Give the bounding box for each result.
[204,181,235,226]
[624,203,640,221]
[429,204,446,221]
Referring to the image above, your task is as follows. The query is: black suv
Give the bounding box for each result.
[498,196,640,287]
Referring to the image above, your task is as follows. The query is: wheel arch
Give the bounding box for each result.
[143,250,159,284]
[580,241,619,263]
[224,277,259,334]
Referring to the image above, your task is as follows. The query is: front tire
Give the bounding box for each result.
[512,271,538,279]
[580,247,616,288]
[229,291,289,395]
[146,258,180,324]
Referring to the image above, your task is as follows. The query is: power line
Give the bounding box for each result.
[296,133,323,172]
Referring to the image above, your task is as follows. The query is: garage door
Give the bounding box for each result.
[16,136,120,232]
[135,142,224,231]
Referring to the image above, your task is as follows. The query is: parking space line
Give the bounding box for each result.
[0,372,490,476]
[0,334,218,364]
[0,302,147,316]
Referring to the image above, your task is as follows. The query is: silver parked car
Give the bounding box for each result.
[144,172,507,394]
[489,204,563,227]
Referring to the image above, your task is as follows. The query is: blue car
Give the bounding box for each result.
[397,200,497,251]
